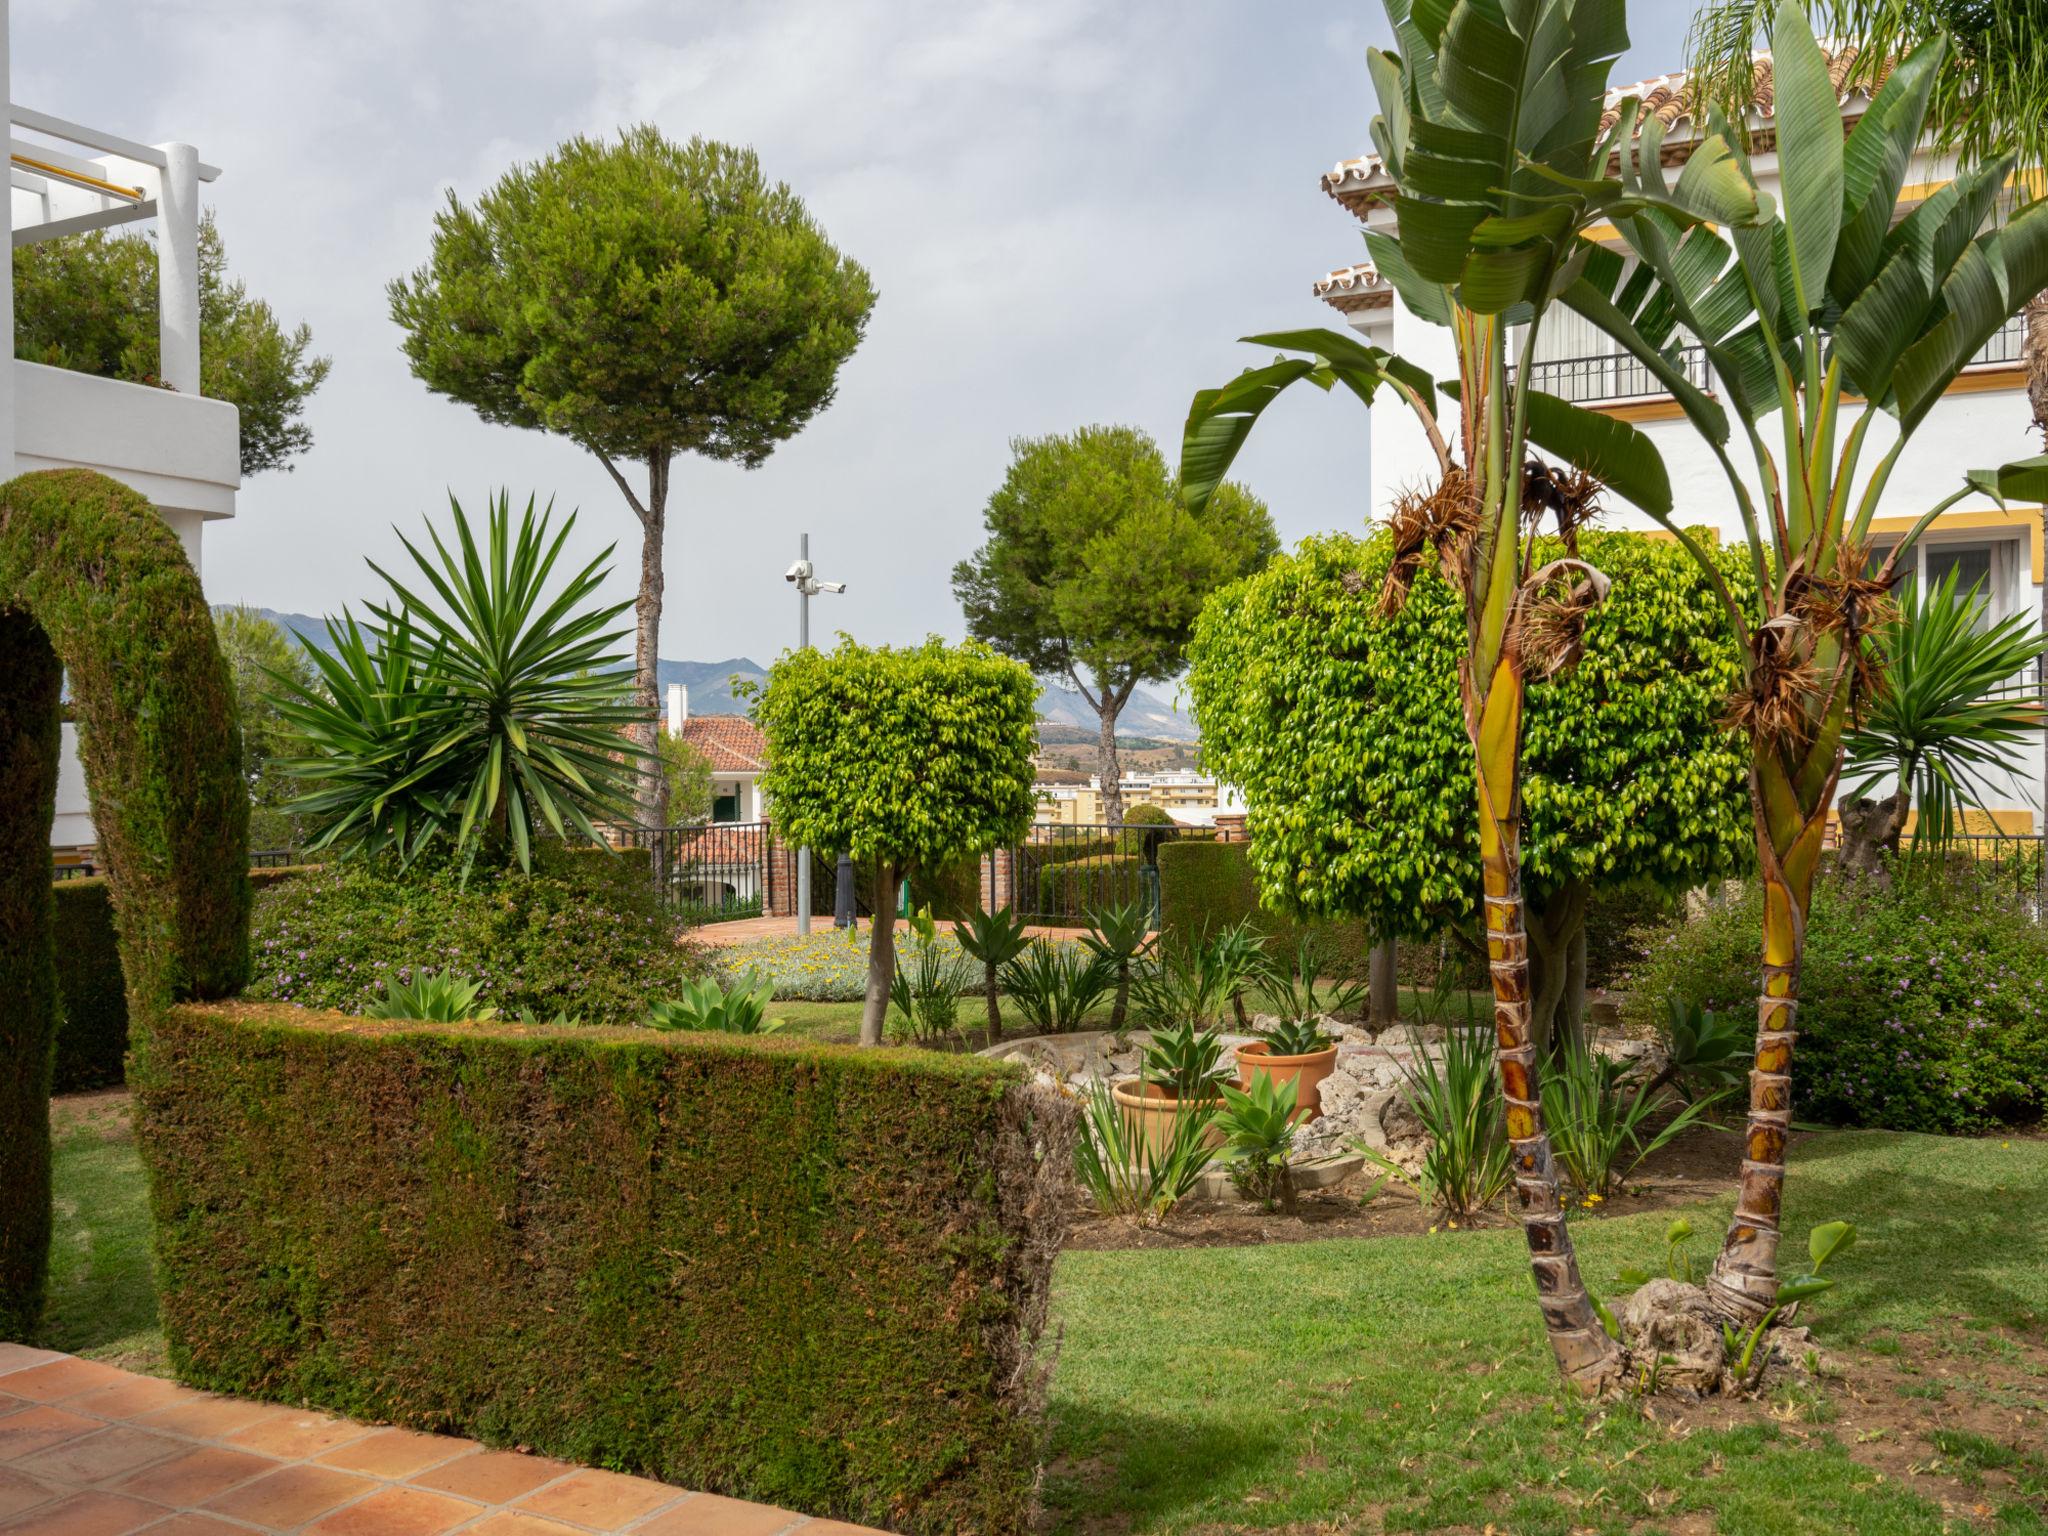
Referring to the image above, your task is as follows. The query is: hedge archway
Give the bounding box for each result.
[0,468,249,1337]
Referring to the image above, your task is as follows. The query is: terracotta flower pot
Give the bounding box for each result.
[1235,1039,1339,1121]
[1110,1079,1226,1155]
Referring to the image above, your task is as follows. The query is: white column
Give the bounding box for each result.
[155,141,201,395]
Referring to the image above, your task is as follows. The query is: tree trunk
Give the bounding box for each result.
[861,861,898,1047]
[1835,790,1907,885]
[631,453,671,834]
[0,615,62,1338]
[1705,752,1836,1328]
[1523,885,1589,1061]
[1471,666,1625,1393]
[1560,920,1588,1057]
[1110,961,1131,1033]
[1095,697,1125,830]
[984,959,1002,1046]
[1368,937,1399,1031]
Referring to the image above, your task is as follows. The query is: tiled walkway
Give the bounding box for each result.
[0,1346,881,1536]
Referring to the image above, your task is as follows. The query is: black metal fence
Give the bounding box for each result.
[992,821,1211,928]
[622,821,774,921]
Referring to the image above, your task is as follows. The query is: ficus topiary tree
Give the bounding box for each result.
[1189,528,1756,1052]
[0,468,249,1338]
[389,129,876,830]
[753,639,1038,1046]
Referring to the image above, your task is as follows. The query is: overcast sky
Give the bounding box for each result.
[17,0,1696,668]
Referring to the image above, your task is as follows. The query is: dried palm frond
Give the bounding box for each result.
[1519,459,1604,558]
[1511,558,1612,680]
[1789,543,1899,716]
[1380,467,1478,616]
[1723,614,1823,741]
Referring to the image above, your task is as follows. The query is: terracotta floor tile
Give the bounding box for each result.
[0,1360,128,1405]
[633,1494,803,1536]
[132,1394,284,1441]
[301,1484,481,1536]
[62,1379,192,1423]
[464,1514,589,1536]
[517,1468,679,1527]
[221,1410,374,1459]
[201,1463,374,1527]
[132,1517,253,1535]
[0,1488,166,1534]
[0,1467,57,1520]
[0,1346,65,1380]
[0,1406,102,1463]
[14,1425,188,1487]
[314,1427,469,1479]
[111,1446,278,1508]
[0,1395,27,1420]
[410,1448,567,1503]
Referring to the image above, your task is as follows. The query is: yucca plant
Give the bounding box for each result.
[1540,1044,1728,1200]
[1841,568,2047,869]
[1080,899,1154,1035]
[1183,0,1685,1391]
[1555,5,2048,1327]
[364,968,496,1022]
[999,939,1113,1034]
[1256,934,1367,1032]
[275,492,646,874]
[1071,1077,1220,1225]
[955,903,1033,1044]
[1356,1024,1512,1222]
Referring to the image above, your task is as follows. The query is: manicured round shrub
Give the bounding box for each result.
[1625,871,2048,1132]
[245,846,703,1025]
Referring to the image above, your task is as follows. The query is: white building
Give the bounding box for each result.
[1315,49,2044,833]
[4,1,240,853]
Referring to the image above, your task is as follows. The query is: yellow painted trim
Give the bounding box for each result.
[1865,507,2045,582]
[1833,366,2023,411]
[9,153,143,201]
[1594,397,1689,422]
[1640,526,1722,547]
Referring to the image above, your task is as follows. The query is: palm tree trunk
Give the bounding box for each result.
[1473,662,1625,1393]
[1705,752,1833,1327]
[984,959,1002,1045]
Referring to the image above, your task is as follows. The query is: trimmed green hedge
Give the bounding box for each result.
[50,867,313,1093]
[1035,854,1141,919]
[51,882,125,1092]
[1157,840,1372,974]
[134,1003,1077,1534]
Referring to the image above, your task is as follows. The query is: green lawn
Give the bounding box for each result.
[43,1096,2048,1533]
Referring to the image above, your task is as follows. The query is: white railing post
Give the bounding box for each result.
[155,141,201,394]
[1,7,16,479]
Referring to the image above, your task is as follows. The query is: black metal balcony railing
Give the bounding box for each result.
[1512,314,2025,408]
[1512,344,1711,405]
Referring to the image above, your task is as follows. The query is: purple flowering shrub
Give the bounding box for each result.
[246,846,705,1025]
[1624,868,2048,1133]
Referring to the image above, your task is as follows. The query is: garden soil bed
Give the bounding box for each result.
[1064,1120,1754,1251]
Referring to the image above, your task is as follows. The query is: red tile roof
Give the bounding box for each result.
[679,715,765,775]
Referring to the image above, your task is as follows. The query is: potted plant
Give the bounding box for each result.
[1111,1018,1231,1155]
[1236,1017,1340,1122]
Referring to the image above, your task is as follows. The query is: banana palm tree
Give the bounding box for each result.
[1180,0,1743,1395]
[1560,6,2048,1326]
[1687,0,2048,444]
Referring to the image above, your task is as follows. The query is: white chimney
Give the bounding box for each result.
[666,683,687,736]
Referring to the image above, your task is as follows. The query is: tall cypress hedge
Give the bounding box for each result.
[0,468,249,1337]
[135,1003,1077,1535]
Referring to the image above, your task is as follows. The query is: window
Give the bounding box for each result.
[1868,535,2017,631]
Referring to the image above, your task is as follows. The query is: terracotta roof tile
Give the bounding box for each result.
[1310,261,1393,312]
[677,715,765,775]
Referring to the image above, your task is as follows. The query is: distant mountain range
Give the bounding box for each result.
[241,610,1199,742]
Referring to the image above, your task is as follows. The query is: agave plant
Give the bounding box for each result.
[645,973,783,1035]
[1554,6,2048,1327]
[1840,568,2047,869]
[1080,899,1154,1035]
[955,903,1033,1044]
[364,968,496,1022]
[275,492,646,873]
[1183,0,1681,1391]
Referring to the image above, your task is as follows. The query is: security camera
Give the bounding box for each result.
[784,560,812,583]
[818,581,846,594]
